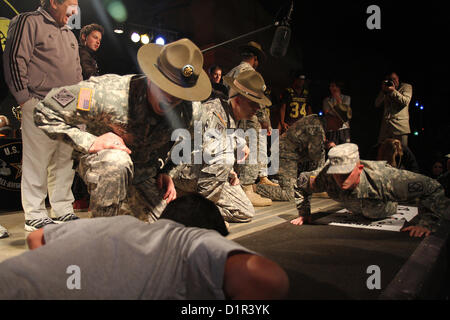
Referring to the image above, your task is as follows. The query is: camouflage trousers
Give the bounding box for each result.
[257,157,316,210]
[77,149,166,222]
[173,164,254,223]
[256,159,312,214]
[256,157,296,201]
[235,115,267,185]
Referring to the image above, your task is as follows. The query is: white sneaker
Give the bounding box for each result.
[52,213,80,224]
[24,217,56,232]
[0,224,9,239]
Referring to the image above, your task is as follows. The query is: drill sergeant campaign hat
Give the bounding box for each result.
[238,41,266,62]
[327,143,360,174]
[137,38,211,101]
[223,70,272,107]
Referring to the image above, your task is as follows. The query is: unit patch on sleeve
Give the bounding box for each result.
[52,88,76,107]
[77,88,94,111]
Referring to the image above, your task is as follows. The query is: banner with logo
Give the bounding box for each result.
[0,139,21,192]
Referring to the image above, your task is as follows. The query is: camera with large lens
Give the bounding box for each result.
[383,79,394,87]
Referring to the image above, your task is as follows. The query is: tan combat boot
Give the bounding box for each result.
[242,185,272,207]
[258,176,279,187]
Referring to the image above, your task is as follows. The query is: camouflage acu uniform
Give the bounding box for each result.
[225,61,271,185]
[172,98,254,222]
[34,74,193,222]
[256,114,325,201]
[296,160,450,231]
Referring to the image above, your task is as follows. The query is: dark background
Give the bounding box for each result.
[1,0,448,175]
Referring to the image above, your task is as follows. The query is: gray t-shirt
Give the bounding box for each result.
[0,216,253,300]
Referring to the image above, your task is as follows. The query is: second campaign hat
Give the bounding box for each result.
[238,41,266,62]
[223,70,272,107]
[137,38,211,101]
[327,143,360,174]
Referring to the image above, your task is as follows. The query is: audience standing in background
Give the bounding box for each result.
[376,138,420,173]
[3,0,82,231]
[279,72,312,134]
[430,160,445,180]
[375,72,412,148]
[79,23,104,80]
[437,154,450,197]
[322,81,352,145]
[207,64,228,100]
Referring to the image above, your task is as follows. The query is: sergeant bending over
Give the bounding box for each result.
[291,143,450,237]
[34,39,211,222]
[0,194,289,300]
[173,70,271,222]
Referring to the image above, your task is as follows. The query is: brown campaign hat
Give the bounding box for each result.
[223,70,272,107]
[238,41,266,62]
[137,38,211,101]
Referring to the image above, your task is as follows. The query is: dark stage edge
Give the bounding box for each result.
[233,219,450,300]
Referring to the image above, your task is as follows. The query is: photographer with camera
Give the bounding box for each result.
[375,72,413,147]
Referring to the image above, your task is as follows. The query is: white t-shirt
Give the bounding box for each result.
[0,216,253,299]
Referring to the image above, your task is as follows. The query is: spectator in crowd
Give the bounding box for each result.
[207,64,228,100]
[322,81,351,145]
[280,72,312,134]
[79,23,104,80]
[376,138,420,173]
[437,154,450,197]
[375,72,412,148]
[0,194,289,300]
[3,0,82,231]
[430,160,445,179]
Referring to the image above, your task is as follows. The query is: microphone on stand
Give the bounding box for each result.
[270,1,294,58]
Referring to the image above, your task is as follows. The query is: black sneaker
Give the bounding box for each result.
[0,224,9,239]
[52,213,80,224]
[24,217,56,232]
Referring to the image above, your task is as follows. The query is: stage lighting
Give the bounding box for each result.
[141,34,150,44]
[131,32,140,43]
[318,111,323,116]
[420,105,424,110]
[114,28,124,34]
[413,131,419,136]
[107,0,127,23]
[415,101,419,107]
[155,36,165,45]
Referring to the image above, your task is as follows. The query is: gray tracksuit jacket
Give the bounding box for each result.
[3,7,82,105]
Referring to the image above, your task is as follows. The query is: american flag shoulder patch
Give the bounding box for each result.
[77,88,94,111]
